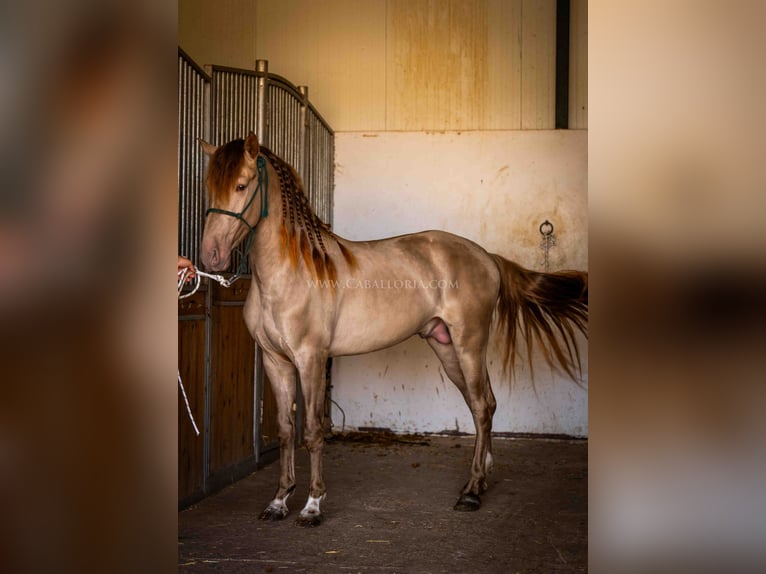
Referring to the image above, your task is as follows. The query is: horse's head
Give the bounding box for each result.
[200,132,267,272]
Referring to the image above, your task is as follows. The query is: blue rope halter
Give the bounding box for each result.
[205,155,269,282]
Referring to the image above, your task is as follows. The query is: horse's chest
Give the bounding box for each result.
[242,293,295,351]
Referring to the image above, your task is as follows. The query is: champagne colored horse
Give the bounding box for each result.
[200,133,587,527]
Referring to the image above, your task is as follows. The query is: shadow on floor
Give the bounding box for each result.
[179,434,587,573]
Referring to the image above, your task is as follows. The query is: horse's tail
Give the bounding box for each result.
[491,254,588,382]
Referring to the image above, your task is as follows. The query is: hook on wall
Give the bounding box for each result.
[539,219,556,272]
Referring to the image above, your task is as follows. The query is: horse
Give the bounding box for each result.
[199,132,587,527]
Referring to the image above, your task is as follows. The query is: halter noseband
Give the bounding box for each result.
[205,154,269,283]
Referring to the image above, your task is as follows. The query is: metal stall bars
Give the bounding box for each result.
[178,48,210,504]
[207,60,336,271]
[178,48,210,270]
[176,54,334,259]
[177,49,335,507]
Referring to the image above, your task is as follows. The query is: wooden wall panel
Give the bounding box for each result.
[386,0,555,131]
[485,0,523,129]
[569,0,588,129]
[386,0,489,131]
[178,291,206,501]
[255,0,387,132]
[209,283,255,475]
[178,0,257,70]
[178,278,280,503]
[246,0,565,131]
[521,0,556,129]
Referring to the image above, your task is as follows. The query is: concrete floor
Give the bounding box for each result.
[179,433,587,573]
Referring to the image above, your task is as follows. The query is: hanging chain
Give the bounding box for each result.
[539,220,556,272]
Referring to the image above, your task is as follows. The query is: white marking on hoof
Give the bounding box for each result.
[485,451,494,474]
[299,494,325,518]
[296,494,325,527]
[260,496,290,520]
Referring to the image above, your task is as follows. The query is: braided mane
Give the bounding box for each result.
[261,147,354,280]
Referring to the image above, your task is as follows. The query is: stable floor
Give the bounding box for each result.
[179,433,587,573]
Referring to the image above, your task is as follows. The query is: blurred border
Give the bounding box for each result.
[2,1,765,572]
[589,1,766,572]
[0,1,177,573]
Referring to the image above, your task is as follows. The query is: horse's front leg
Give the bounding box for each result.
[295,353,329,527]
[258,351,298,521]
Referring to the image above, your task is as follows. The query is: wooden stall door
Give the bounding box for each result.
[178,291,206,501]
[179,279,285,507]
[208,282,256,484]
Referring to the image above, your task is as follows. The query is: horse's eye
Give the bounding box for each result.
[236,184,246,192]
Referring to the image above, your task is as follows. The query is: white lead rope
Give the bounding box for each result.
[178,266,241,300]
[177,264,238,436]
[177,370,200,436]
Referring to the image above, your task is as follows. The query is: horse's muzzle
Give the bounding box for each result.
[201,239,230,272]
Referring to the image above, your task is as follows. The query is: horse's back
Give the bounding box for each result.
[388,229,500,291]
[326,229,501,355]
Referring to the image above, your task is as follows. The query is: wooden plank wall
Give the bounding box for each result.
[386,0,489,131]
[253,0,581,131]
[178,291,206,500]
[520,0,556,129]
[179,0,257,71]
[209,282,255,476]
[179,279,275,505]
[569,0,588,129]
[387,0,557,131]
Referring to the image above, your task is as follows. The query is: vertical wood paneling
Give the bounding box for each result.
[386,0,488,131]
[178,0,257,70]
[178,292,206,500]
[569,0,588,129]
[485,0,523,129]
[209,283,255,475]
[246,0,563,131]
[255,0,387,132]
[521,0,557,129]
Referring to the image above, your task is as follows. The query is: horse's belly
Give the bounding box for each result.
[328,291,433,356]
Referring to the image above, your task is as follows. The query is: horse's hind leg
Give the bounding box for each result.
[259,352,298,521]
[295,353,329,527]
[426,337,495,511]
[453,353,495,511]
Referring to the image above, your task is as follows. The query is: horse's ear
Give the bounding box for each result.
[244,131,260,162]
[199,139,217,157]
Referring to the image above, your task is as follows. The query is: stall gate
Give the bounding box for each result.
[177,48,335,507]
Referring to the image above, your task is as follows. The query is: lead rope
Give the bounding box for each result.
[178,266,239,300]
[178,265,241,435]
[177,267,200,435]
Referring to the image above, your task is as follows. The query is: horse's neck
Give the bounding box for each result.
[249,152,335,285]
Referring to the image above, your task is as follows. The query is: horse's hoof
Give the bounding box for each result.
[295,512,323,528]
[453,493,482,512]
[259,506,289,521]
